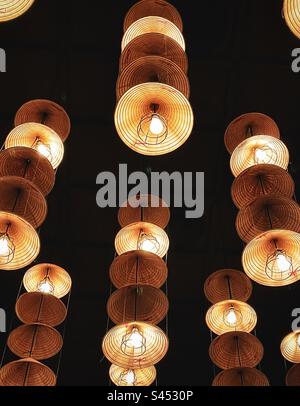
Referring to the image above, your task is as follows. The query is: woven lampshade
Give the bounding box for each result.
[124,0,183,32]
[109,364,156,387]
[204,269,253,304]
[281,331,300,363]
[224,113,280,155]
[7,323,63,361]
[231,164,295,209]
[236,196,300,243]
[0,211,40,271]
[0,0,35,22]
[0,176,47,228]
[206,300,257,336]
[0,358,56,387]
[115,82,193,156]
[230,135,289,178]
[15,99,71,142]
[209,332,264,370]
[115,221,169,258]
[212,368,269,387]
[283,0,300,39]
[16,292,67,327]
[242,229,300,287]
[0,147,55,196]
[5,123,64,169]
[23,263,72,299]
[110,251,168,289]
[118,195,170,229]
[120,33,188,74]
[122,16,185,52]
[286,363,300,386]
[107,285,169,325]
[102,321,169,369]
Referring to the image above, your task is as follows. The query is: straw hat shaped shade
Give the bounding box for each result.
[280,331,300,363]
[231,164,295,209]
[0,147,55,196]
[212,368,270,387]
[120,33,188,73]
[115,222,169,258]
[204,269,253,304]
[230,135,289,178]
[0,176,47,228]
[286,363,300,386]
[224,113,280,154]
[102,322,169,369]
[116,56,190,101]
[122,17,185,51]
[0,0,35,22]
[109,251,168,289]
[109,364,156,387]
[206,300,257,336]
[0,211,40,271]
[123,0,183,32]
[15,99,71,142]
[283,0,300,39]
[118,195,170,229]
[5,123,64,169]
[209,332,264,370]
[7,323,63,360]
[16,292,67,327]
[115,83,193,156]
[236,196,300,243]
[242,230,300,287]
[0,358,56,387]
[107,285,169,325]
[23,263,72,299]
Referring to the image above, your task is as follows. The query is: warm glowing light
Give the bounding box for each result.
[150,115,164,135]
[0,233,15,265]
[138,232,160,254]
[121,327,146,356]
[37,276,55,295]
[34,139,52,161]
[225,308,238,326]
[254,148,267,163]
[0,236,10,257]
[276,253,291,273]
[297,333,300,349]
[119,370,136,386]
[266,249,293,281]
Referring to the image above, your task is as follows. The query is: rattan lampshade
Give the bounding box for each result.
[283,0,300,39]
[115,221,169,258]
[115,82,193,156]
[286,363,300,386]
[0,358,56,387]
[242,229,300,287]
[0,147,55,196]
[15,99,71,142]
[110,251,168,289]
[120,33,188,73]
[206,300,257,336]
[212,368,270,387]
[224,113,280,155]
[236,196,300,243]
[124,0,183,32]
[0,176,47,228]
[7,323,63,361]
[281,331,300,363]
[109,364,156,387]
[107,285,169,325]
[23,263,72,299]
[209,332,264,370]
[230,135,289,178]
[5,123,64,169]
[118,195,170,229]
[102,321,169,369]
[204,269,253,304]
[122,16,185,52]
[0,211,40,271]
[16,292,67,327]
[231,164,295,209]
[0,0,35,22]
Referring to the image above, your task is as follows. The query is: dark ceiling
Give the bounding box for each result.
[0,0,300,386]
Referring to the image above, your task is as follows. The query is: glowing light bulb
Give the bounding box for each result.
[129,328,144,349]
[123,370,136,385]
[138,232,160,254]
[276,253,291,273]
[0,235,10,257]
[297,333,300,349]
[37,276,55,295]
[34,139,52,161]
[0,233,15,265]
[255,148,267,163]
[226,308,238,326]
[121,327,146,356]
[150,115,164,135]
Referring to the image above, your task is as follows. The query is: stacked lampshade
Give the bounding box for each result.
[0,0,35,22]
[0,99,70,271]
[281,329,300,386]
[102,195,170,387]
[0,263,72,386]
[283,0,300,39]
[115,0,193,156]
[225,112,300,288]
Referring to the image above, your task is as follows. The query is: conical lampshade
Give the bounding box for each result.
[109,364,156,387]
[212,368,269,387]
[283,0,300,39]
[281,331,300,363]
[0,0,35,22]
[286,363,300,386]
